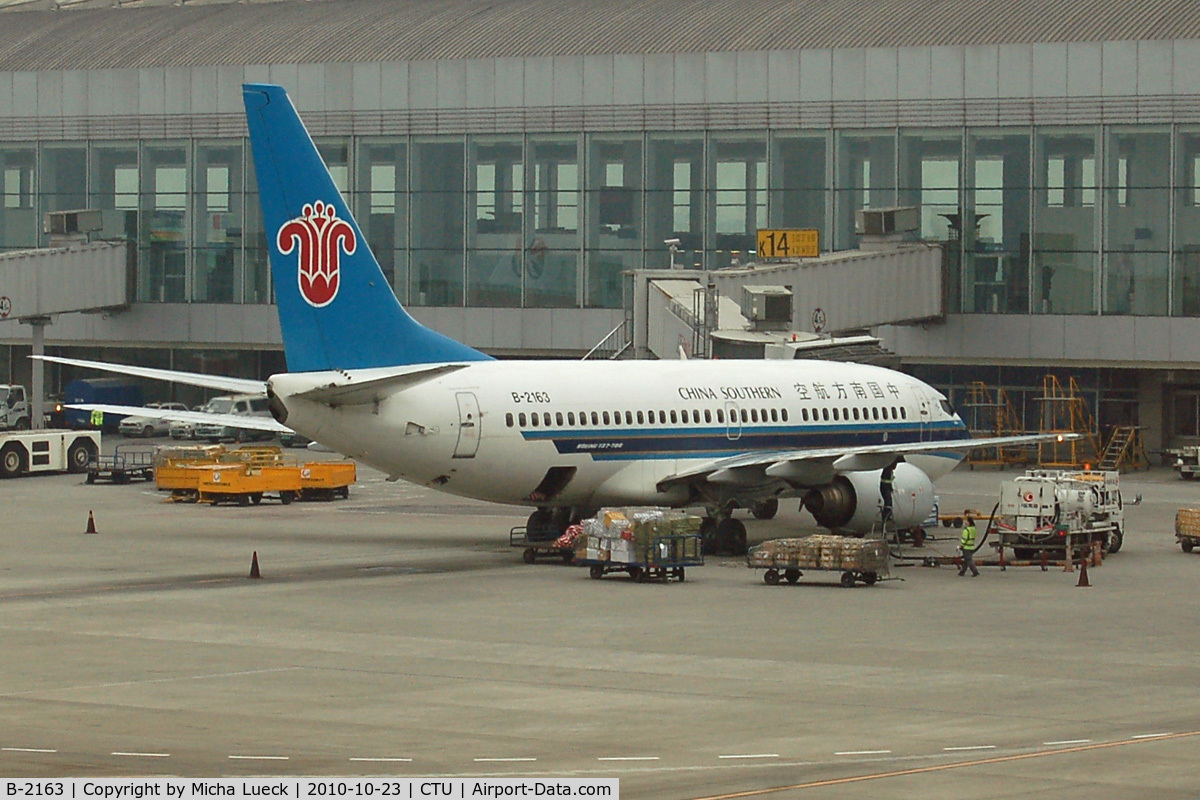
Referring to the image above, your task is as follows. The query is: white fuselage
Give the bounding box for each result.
[269,359,969,509]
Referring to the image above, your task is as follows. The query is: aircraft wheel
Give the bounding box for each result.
[715,518,747,556]
[699,517,717,554]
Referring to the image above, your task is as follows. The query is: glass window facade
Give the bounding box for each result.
[0,127,1194,316]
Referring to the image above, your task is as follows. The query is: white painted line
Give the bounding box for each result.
[229,755,290,760]
[718,753,779,760]
[597,756,660,762]
[1132,733,1172,739]
[474,758,537,763]
[349,757,413,763]
[943,745,996,752]
[2,747,57,754]
[834,750,892,756]
[1044,739,1091,746]
[112,751,170,758]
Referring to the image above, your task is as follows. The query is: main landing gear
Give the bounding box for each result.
[700,512,748,557]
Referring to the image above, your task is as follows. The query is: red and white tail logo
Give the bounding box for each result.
[277,200,357,308]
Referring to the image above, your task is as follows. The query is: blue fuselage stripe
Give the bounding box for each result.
[518,423,971,459]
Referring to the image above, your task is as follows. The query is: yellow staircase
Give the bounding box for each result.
[1097,425,1148,471]
[961,381,1027,467]
[1036,375,1100,468]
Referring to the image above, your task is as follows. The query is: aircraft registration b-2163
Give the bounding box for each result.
[44,83,1071,554]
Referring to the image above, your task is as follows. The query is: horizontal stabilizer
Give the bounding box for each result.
[36,355,265,395]
[291,364,466,406]
[66,404,289,434]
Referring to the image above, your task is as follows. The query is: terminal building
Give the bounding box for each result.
[1,0,1199,455]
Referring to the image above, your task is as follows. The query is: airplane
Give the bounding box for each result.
[42,82,1073,555]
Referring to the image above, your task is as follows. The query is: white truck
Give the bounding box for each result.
[992,469,1125,559]
[0,384,31,430]
[0,428,101,478]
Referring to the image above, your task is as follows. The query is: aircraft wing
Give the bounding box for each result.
[657,432,1079,490]
[65,404,289,434]
[34,355,265,395]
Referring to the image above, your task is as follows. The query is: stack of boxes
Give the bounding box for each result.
[748,534,888,572]
[576,507,703,565]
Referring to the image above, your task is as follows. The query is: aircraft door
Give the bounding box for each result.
[725,401,741,441]
[453,392,481,458]
[917,389,933,442]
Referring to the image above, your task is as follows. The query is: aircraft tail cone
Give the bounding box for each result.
[1076,555,1091,587]
[249,550,261,580]
[85,510,97,535]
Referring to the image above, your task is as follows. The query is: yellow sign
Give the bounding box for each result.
[757,229,819,259]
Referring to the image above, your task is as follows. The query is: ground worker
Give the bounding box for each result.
[90,408,104,429]
[958,515,980,577]
[880,461,896,524]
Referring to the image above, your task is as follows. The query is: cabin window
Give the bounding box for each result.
[900,407,907,420]
[716,408,725,423]
[781,408,789,422]
[704,409,712,423]
[822,408,830,421]
[770,409,778,423]
[659,410,667,424]
[602,411,610,425]
[567,412,575,425]
[556,412,564,426]
[738,409,746,423]
[591,411,599,425]
[579,412,588,426]
[668,410,676,424]
[801,408,809,422]
[530,413,539,427]
[519,413,527,426]
[506,413,514,427]
[625,411,633,425]
[872,407,879,420]
[852,408,859,421]
[542,412,551,426]
[635,410,644,424]
[750,408,758,423]
[832,408,839,421]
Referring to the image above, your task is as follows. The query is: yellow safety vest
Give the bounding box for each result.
[90,408,104,427]
[960,525,977,551]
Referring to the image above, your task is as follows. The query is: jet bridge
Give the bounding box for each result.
[630,224,943,361]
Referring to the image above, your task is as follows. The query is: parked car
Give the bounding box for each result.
[118,402,189,438]
[279,431,313,448]
[170,403,215,440]
[195,394,272,443]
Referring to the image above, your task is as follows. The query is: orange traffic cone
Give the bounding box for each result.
[85,510,97,534]
[249,550,261,579]
[1076,554,1091,587]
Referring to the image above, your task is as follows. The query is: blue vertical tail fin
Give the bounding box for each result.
[243,83,491,372]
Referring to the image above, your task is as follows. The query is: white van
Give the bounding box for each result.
[194,394,272,443]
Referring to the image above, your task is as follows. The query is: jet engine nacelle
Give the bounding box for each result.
[803,462,935,533]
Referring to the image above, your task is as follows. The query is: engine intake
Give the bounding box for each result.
[803,462,935,533]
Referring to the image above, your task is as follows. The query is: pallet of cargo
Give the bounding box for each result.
[1175,508,1200,553]
[573,507,704,582]
[87,444,156,484]
[747,535,890,587]
[575,533,703,582]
